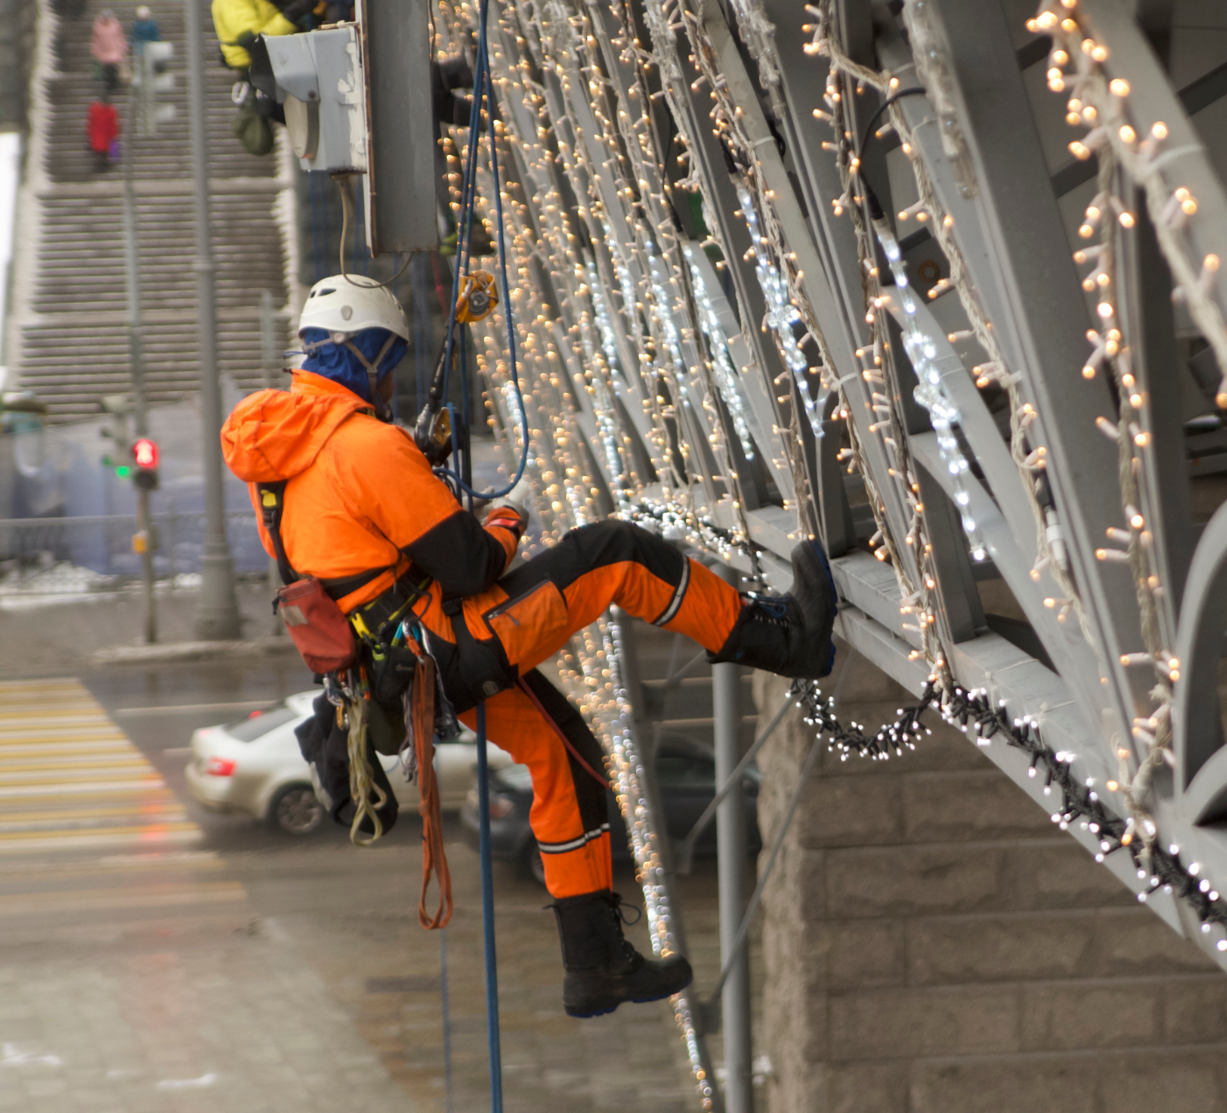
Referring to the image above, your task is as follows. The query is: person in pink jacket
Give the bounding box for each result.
[90,9,127,97]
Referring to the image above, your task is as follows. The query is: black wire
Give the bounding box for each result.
[853,87,926,222]
[856,86,926,157]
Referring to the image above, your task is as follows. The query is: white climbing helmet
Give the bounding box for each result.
[297,275,409,341]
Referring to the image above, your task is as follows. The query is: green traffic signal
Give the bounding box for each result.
[115,465,132,478]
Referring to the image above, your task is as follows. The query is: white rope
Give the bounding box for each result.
[344,694,387,847]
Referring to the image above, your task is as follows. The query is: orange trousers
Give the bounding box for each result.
[446,521,744,897]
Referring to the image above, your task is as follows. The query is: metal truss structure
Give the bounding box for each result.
[432,0,1227,1103]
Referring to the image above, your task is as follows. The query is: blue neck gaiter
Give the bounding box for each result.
[300,327,407,403]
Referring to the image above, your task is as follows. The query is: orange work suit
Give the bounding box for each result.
[221,371,745,897]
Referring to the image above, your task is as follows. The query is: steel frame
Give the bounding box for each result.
[432,0,1227,1102]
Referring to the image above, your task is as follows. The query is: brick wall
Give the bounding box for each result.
[753,645,1227,1113]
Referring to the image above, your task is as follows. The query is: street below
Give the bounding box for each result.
[0,655,758,1112]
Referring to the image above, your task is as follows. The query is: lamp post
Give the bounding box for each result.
[184,0,240,640]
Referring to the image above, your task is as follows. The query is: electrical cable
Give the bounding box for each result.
[337,178,412,287]
[856,86,926,156]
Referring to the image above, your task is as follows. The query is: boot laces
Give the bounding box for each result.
[607,894,643,966]
[752,597,792,626]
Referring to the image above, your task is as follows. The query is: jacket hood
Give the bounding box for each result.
[220,371,371,483]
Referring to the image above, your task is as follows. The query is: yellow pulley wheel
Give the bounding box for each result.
[456,271,499,324]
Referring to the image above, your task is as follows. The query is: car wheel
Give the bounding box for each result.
[270,784,324,836]
[521,841,547,886]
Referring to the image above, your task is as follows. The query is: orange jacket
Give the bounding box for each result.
[220,372,522,622]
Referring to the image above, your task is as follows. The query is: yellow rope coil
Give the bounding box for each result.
[345,694,387,847]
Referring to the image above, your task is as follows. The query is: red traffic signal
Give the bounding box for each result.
[132,438,158,469]
[131,438,160,490]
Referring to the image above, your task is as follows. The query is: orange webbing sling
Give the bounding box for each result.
[411,647,453,929]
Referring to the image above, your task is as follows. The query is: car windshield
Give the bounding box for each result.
[496,764,533,792]
[655,751,716,790]
[224,703,300,742]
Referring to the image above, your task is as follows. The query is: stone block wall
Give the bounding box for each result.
[753,644,1227,1113]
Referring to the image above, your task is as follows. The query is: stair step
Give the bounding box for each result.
[15,0,292,421]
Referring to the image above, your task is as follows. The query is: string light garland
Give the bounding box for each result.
[427,0,1227,1093]
[791,675,1227,935]
[803,0,1191,883]
[1029,2,1227,397]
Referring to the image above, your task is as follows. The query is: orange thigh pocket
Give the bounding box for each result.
[483,580,568,668]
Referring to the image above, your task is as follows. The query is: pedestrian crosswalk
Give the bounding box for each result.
[0,678,201,851]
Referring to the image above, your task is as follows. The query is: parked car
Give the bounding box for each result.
[460,732,760,884]
[186,691,513,835]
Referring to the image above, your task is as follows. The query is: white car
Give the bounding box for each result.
[185,691,514,835]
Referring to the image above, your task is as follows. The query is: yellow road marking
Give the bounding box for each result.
[0,679,204,851]
[0,804,187,825]
[0,759,154,775]
[0,743,142,759]
[0,822,201,846]
[0,881,243,914]
[0,779,167,797]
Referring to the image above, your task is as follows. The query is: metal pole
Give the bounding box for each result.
[185,0,240,640]
[612,607,724,1113]
[713,569,751,1112]
[122,91,156,645]
[259,290,281,631]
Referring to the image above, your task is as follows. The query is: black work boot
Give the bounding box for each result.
[709,540,838,679]
[551,890,692,1017]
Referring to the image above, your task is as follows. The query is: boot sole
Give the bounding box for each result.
[564,981,694,1018]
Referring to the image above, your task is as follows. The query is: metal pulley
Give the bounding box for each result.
[455,271,499,323]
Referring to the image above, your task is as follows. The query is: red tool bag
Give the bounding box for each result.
[259,482,358,674]
[274,576,358,674]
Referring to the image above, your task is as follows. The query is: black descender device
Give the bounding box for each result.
[414,347,464,469]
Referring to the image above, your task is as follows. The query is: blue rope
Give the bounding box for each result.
[474,701,503,1111]
[432,11,521,1103]
[436,0,529,500]
[440,927,454,1113]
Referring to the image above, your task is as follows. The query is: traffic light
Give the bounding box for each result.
[131,438,159,491]
[100,393,132,476]
[134,40,176,137]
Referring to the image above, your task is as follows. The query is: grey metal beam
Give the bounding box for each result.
[817,393,857,556]
[913,459,984,643]
[1077,0,1227,380]
[1120,202,1197,624]
[712,571,751,1111]
[700,4,919,584]
[613,609,725,1112]
[925,0,1144,746]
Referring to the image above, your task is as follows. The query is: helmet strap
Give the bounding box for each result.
[344,334,398,422]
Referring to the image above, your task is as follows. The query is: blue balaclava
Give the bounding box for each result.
[300,327,408,404]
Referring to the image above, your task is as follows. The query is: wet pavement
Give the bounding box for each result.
[0,655,758,1111]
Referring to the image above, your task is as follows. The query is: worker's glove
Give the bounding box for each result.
[484,480,531,540]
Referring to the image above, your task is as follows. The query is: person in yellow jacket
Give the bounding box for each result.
[212,0,309,72]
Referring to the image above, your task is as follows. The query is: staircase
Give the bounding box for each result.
[8,0,296,422]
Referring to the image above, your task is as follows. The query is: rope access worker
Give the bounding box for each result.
[220,275,839,1018]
